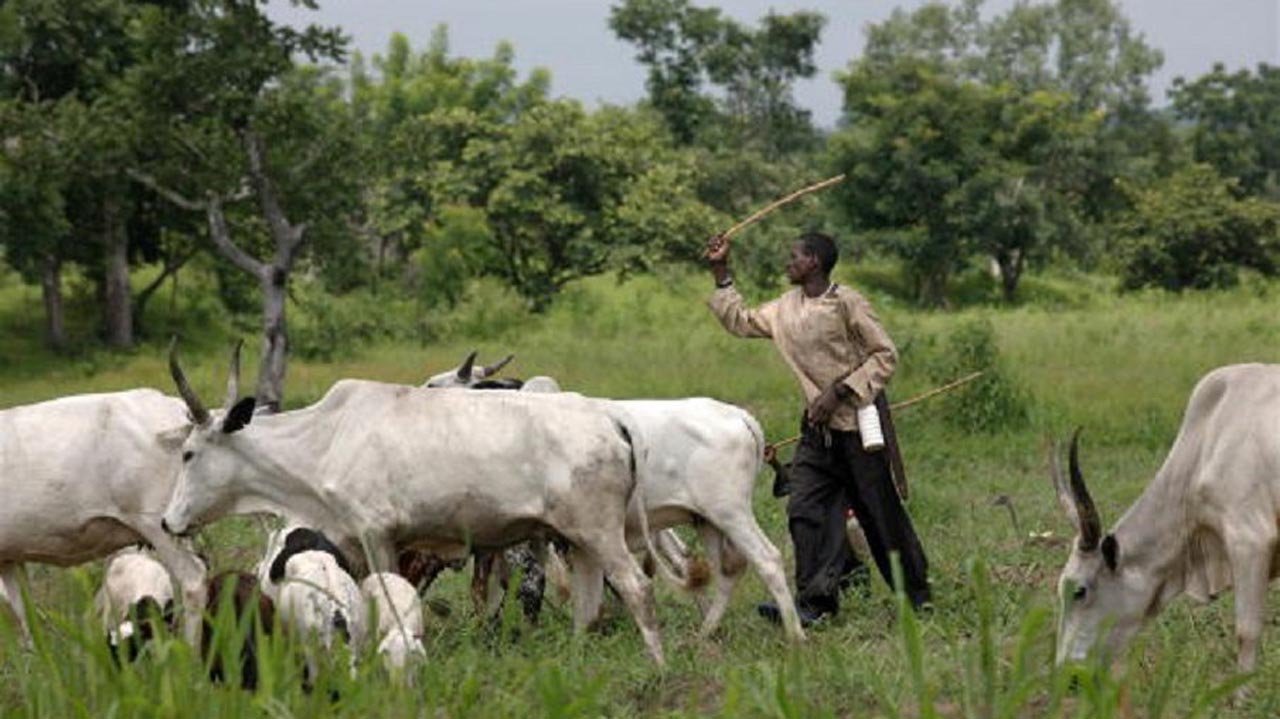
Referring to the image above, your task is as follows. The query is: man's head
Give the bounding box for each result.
[786,232,838,285]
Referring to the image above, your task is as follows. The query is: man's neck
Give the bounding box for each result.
[800,275,833,298]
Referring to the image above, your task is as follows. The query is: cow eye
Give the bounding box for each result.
[1072,585,1087,602]
[182,451,194,463]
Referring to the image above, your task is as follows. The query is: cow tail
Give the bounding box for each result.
[606,404,663,583]
[738,407,767,475]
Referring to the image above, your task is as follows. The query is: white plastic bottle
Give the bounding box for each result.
[857,403,885,451]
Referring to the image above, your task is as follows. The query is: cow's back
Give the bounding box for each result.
[307,383,637,550]
[0,389,187,564]
[616,398,763,513]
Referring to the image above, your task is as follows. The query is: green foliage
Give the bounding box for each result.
[914,317,1030,433]
[609,0,824,155]
[1116,164,1280,291]
[467,101,710,310]
[412,204,495,310]
[835,0,1166,306]
[1171,62,1280,199]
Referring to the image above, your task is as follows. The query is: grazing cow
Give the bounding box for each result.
[203,571,275,690]
[275,549,366,684]
[161,347,666,664]
[425,352,803,641]
[97,547,175,663]
[1051,364,1280,681]
[360,572,426,673]
[0,375,215,644]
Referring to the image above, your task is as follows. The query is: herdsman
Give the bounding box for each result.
[704,231,931,624]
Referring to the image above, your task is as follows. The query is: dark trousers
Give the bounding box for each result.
[787,420,930,612]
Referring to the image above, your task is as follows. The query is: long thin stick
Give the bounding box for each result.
[890,370,984,411]
[767,371,985,451]
[721,174,846,239]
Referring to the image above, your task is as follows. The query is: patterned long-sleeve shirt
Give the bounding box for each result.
[708,283,897,432]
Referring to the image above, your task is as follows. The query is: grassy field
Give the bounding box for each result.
[1,262,1279,717]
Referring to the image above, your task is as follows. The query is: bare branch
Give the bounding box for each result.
[244,129,290,241]
[243,128,308,267]
[135,246,199,304]
[205,194,266,278]
[127,169,205,211]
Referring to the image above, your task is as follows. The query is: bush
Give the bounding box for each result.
[922,318,1029,433]
[1117,164,1280,292]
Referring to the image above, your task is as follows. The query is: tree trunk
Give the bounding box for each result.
[996,249,1023,302]
[40,254,66,352]
[102,202,133,347]
[256,266,289,412]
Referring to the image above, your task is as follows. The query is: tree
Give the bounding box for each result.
[609,0,824,155]
[832,59,988,305]
[465,102,715,310]
[0,100,73,349]
[347,29,550,293]
[834,0,1161,303]
[0,0,160,348]
[1116,164,1280,291]
[127,0,349,410]
[1171,63,1280,199]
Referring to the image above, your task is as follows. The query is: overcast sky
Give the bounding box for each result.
[268,0,1280,127]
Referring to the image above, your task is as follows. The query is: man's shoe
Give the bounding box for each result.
[756,601,829,628]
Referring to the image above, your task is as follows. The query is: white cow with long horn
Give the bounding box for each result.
[1052,363,1280,682]
[161,343,668,664]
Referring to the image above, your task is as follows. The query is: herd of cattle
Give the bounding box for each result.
[0,344,806,685]
[2,341,1280,693]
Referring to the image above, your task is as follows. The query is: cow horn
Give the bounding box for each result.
[168,337,210,426]
[224,339,243,410]
[1068,427,1102,551]
[457,350,478,382]
[1047,435,1079,530]
[481,353,514,378]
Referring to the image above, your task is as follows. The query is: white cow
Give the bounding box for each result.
[275,549,366,682]
[161,350,666,664]
[608,398,802,640]
[1052,364,1280,682]
[361,572,426,672]
[97,547,176,658]
[425,354,804,641]
[0,383,209,644]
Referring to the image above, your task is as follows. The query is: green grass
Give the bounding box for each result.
[2,262,1279,717]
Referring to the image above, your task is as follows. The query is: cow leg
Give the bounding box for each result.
[134,524,207,646]
[567,548,605,631]
[719,517,806,642]
[542,543,574,606]
[0,562,31,646]
[590,539,664,666]
[697,526,747,638]
[471,552,499,618]
[508,542,546,623]
[654,529,691,582]
[1227,533,1274,678]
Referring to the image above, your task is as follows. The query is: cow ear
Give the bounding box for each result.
[155,424,193,451]
[222,397,257,434]
[1101,533,1119,572]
